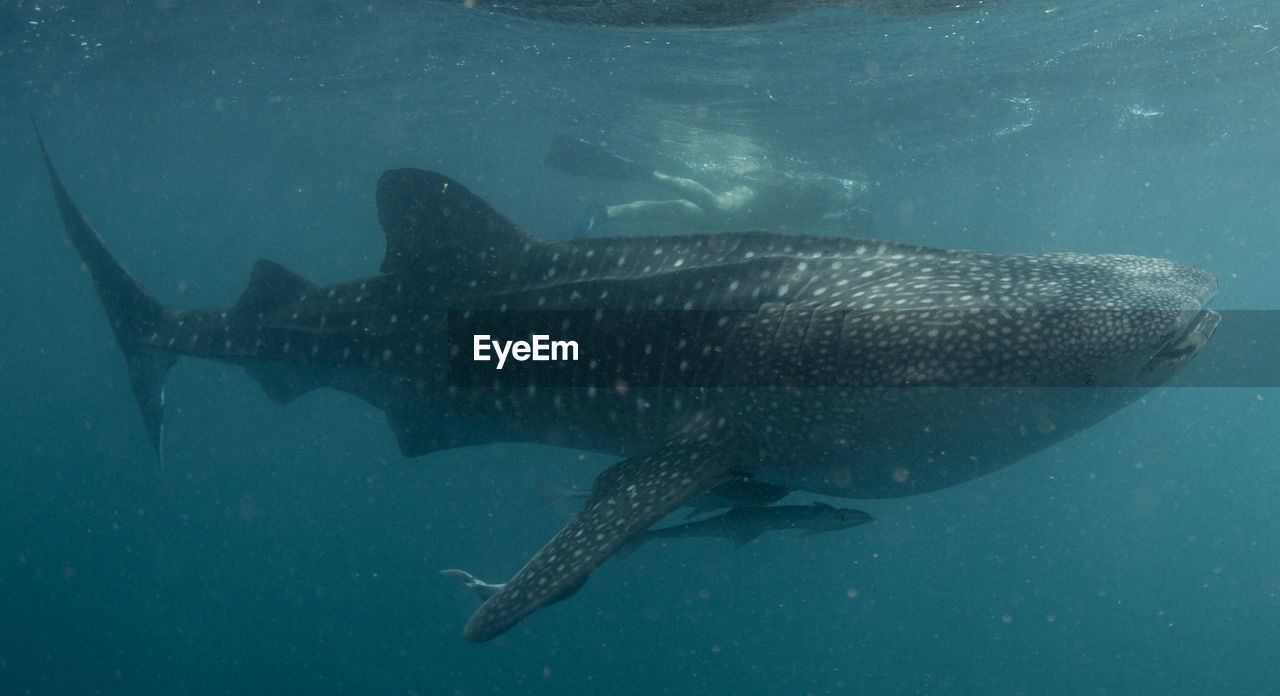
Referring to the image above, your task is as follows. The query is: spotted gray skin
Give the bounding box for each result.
[539,476,790,514]
[445,502,873,602]
[37,132,1219,643]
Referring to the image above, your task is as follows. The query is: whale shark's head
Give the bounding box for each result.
[1000,252,1219,388]
[992,252,1219,389]
[1119,255,1220,387]
[752,249,1223,391]
[1059,253,1218,388]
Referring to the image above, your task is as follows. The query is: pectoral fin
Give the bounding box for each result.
[462,417,743,642]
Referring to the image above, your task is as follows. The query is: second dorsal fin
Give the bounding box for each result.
[235,259,317,314]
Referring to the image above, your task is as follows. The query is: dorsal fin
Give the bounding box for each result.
[235,260,317,314]
[376,169,537,276]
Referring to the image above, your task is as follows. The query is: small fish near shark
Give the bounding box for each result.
[443,502,875,602]
[617,501,876,555]
[34,126,1219,643]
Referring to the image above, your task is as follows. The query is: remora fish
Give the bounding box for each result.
[618,501,875,556]
[35,129,1219,643]
[441,569,506,603]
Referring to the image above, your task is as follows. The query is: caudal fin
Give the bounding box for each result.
[34,122,178,455]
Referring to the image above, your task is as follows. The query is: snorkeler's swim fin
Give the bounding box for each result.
[574,200,610,237]
[545,135,652,181]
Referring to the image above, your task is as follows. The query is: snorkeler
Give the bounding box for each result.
[544,135,860,234]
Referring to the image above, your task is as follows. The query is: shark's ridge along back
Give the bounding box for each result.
[37,128,1219,643]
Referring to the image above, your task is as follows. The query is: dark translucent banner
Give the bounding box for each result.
[446,309,1271,388]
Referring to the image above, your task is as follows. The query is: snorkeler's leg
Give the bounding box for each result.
[605,199,708,227]
[650,172,723,211]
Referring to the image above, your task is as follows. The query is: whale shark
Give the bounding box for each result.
[35,128,1219,643]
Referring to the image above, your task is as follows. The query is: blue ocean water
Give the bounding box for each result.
[1,0,1278,693]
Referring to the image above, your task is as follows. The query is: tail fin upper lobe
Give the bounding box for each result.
[34,123,178,455]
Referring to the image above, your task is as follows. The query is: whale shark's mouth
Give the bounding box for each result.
[1143,308,1221,381]
[1162,308,1220,359]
